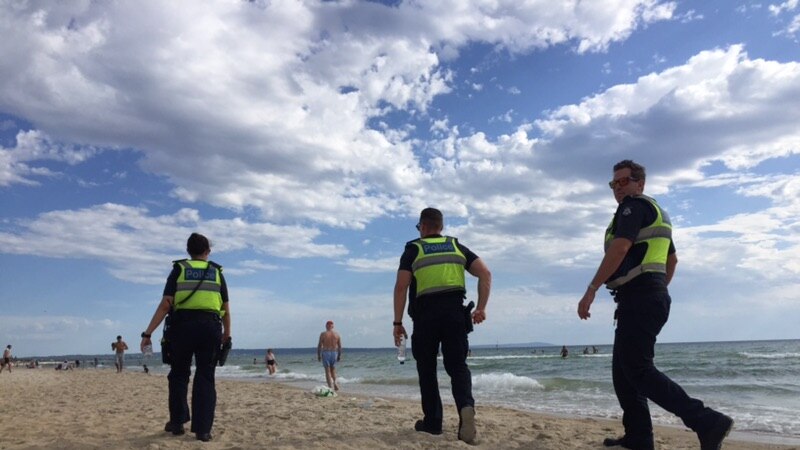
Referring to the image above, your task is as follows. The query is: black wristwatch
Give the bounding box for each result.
[393,321,402,326]
[141,332,151,338]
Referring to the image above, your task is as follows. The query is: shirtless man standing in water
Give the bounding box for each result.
[112,335,129,373]
[317,321,342,390]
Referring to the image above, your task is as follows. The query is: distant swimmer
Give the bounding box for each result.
[317,321,342,391]
[560,346,569,358]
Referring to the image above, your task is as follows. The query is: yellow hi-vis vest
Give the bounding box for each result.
[174,260,224,316]
[411,236,467,298]
[605,195,672,289]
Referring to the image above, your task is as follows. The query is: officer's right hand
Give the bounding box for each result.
[393,325,408,347]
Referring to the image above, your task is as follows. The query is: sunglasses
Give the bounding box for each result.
[415,223,421,231]
[608,177,638,189]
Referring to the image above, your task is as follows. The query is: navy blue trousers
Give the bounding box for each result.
[411,298,474,431]
[167,317,222,434]
[613,290,720,443]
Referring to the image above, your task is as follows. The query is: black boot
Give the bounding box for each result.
[414,420,442,435]
[698,414,734,450]
[603,435,654,450]
[163,422,185,436]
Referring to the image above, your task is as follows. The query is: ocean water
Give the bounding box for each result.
[63,339,800,441]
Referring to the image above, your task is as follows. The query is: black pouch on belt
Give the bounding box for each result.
[160,313,173,365]
[216,337,232,367]
[464,301,475,334]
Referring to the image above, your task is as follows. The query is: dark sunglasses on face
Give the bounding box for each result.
[608,176,638,189]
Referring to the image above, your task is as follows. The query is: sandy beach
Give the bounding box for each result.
[1,368,797,450]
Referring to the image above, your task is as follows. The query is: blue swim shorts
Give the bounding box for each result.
[321,350,337,368]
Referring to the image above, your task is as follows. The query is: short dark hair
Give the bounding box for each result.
[419,207,443,229]
[187,233,211,257]
[613,159,646,181]
[116,335,122,340]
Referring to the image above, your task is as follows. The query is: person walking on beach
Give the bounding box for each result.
[140,233,231,442]
[393,207,492,445]
[112,336,129,373]
[577,160,733,450]
[317,321,342,390]
[265,348,277,375]
[1,345,12,373]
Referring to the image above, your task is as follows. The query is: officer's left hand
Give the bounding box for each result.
[578,291,595,320]
[472,309,486,324]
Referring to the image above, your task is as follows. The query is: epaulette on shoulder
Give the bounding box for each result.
[172,258,188,265]
[207,260,222,269]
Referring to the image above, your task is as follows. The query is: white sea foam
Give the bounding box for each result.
[472,372,544,392]
[269,371,362,384]
[469,354,563,360]
[215,365,266,378]
[273,371,319,381]
[740,352,800,359]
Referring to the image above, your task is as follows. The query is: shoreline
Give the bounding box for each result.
[2,369,798,449]
[259,377,800,447]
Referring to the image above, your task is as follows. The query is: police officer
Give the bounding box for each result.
[141,233,231,442]
[393,208,491,444]
[577,160,732,450]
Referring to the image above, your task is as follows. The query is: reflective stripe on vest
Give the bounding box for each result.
[174,260,224,315]
[605,195,672,289]
[411,236,467,297]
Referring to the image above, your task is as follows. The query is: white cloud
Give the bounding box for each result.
[0,204,346,284]
[530,45,800,174]
[415,0,676,54]
[0,130,99,186]
[676,9,703,23]
[787,13,800,34]
[3,36,800,294]
[769,0,800,37]
[341,256,398,273]
[769,0,799,16]
[224,259,282,276]
[3,2,800,351]
[0,0,677,228]
[489,109,514,123]
[0,315,120,356]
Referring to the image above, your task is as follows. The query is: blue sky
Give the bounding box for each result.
[2,0,800,357]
